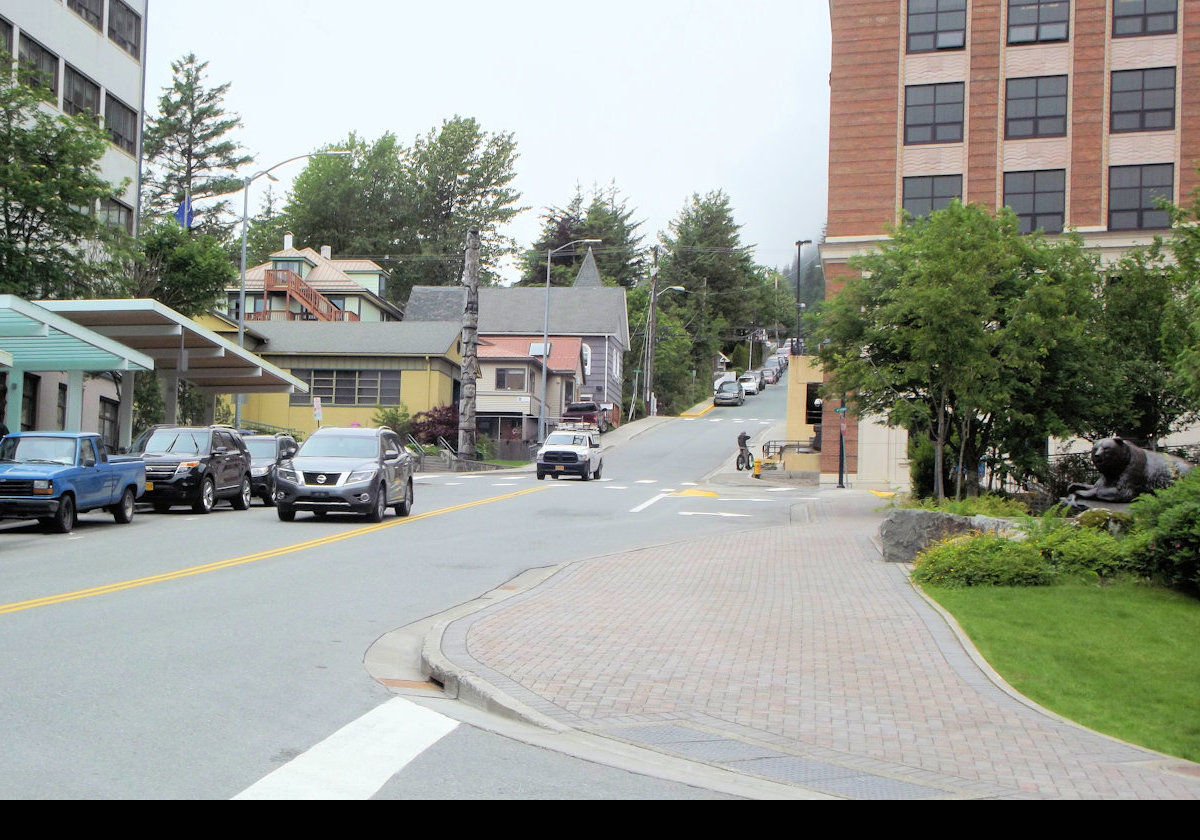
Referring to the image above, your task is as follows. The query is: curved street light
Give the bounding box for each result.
[234,150,351,428]
[538,238,601,442]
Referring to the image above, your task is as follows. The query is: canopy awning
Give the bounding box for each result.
[36,298,307,395]
[0,295,154,372]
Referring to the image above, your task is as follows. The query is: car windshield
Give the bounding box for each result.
[0,436,76,464]
[299,435,379,458]
[245,439,278,459]
[718,383,739,393]
[545,432,586,446]
[139,430,207,455]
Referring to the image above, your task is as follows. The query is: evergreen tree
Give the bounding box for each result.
[141,53,252,239]
[0,72,132,298]
[519,183,646,287]
[130,219,237,316]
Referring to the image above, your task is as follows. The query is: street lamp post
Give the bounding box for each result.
[538,238,601,442]
[794,239,811,354]
[644,284,685,416]
[234,150,350,429]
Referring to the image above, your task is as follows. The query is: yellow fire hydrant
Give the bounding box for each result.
[753,457,762,479]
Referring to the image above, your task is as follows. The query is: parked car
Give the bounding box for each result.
[762,367,779,385]
[536,424,603,480]
[273,425,414,522]
[131,425,253,514]
[713,381,745,407]
[0,431,145,533]
[242,433,298,506]
[738,372,760,395]
[561,401,610,432]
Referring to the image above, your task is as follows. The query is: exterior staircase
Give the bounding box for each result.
[249,269,360,322]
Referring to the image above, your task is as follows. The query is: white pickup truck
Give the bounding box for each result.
[536,424,603,481]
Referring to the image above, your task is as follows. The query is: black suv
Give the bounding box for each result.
[131,425,253,514]
[273,426,414,522]
[242,433,299,506]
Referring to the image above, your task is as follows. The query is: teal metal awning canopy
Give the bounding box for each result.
[36,298,307,395]
[0,295,155,373]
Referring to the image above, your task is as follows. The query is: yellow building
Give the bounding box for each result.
[199,315,461,438]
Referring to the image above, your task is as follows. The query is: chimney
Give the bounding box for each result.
[283,232,294,250]
[321,245,332,259]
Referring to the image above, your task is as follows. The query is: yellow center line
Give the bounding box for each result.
[0,485,550,616]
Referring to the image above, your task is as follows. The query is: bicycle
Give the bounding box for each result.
[736,448,754,471]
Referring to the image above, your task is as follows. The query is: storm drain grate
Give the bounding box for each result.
[663,739,784,762]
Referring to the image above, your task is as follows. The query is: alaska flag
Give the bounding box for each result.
[174,196,195,228]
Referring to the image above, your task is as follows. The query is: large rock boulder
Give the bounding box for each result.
[879,508,1024,564]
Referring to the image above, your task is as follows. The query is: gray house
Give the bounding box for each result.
[405,252,629,424]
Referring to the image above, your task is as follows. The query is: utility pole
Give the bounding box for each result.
[458,229,480,460]
[643,246,660,413]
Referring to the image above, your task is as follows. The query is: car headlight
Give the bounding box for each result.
[348,469,377,484]
[33,479,52,495]
[173,460,200,476]
[276,467,299,483]
[250,466,270,477]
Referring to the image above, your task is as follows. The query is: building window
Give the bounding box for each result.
[582,344,592,377]
[105,94,137,154]
[18,36,58,97]
[99,398,119,450]
[1008,0,1070,44]
[63,65,100,119]
[1111,67,1175,133]
[288,369,403,406]
[1004,169,1065,234]
[904,82,964,145]
[68,0,104,30]
[1109,163,1172,230]
[902,175,962,218]
[99,198,133,234]
[806,383,823,426]
[496,368,526,391]
[108,0,141,60]
[1113,0,1177,37]
[57,383,67,430]
[1005,75,1067,138]
[907,0,966,53]
[1,17,12,57]
[21,373,38,431]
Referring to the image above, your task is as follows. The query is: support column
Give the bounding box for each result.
[160,373,179,424]
[118,371,135,450]
[64,370,85,430]
[4,369,23,431]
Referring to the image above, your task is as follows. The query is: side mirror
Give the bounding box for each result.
[384,449,400,460]
[590,440,599,448]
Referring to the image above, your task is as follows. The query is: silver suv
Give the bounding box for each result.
[273,426,414,522]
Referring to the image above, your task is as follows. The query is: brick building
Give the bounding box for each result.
[817,0,1197,489]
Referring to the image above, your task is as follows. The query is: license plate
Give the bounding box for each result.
[554,465,564,471]
[145,481,154,491]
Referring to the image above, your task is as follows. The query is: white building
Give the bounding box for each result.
[0,0,147,232]
[0,0,147,443]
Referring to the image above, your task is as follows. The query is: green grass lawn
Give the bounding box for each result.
[922,581,1200,763]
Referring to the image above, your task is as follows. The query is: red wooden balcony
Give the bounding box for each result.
[261,269,360,321]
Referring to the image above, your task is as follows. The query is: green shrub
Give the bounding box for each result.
[1028,525,1131,581]
[900,493,1029,518]
[912,533,1055,587]
[373,404,412,438]
[1127,469,1200,592]
[474,434,495,461]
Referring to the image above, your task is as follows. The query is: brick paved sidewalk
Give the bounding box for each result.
[440,491,1200,799]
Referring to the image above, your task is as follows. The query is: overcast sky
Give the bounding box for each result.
[144,0,830,282]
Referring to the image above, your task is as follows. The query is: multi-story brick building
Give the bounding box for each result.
[815,0,1196,489]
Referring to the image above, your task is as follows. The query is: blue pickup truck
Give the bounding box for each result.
[0,431,146,533]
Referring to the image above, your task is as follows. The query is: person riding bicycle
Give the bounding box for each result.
[737,430,751,460]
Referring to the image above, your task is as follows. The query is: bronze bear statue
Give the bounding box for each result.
[1067,436,1194,503]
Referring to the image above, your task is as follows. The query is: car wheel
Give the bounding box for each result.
[394,479,413,517]
[261,478,276,506]
[366,484,387,523]
[537,472,545,480]
[111,487,136,524]
[276,505,296,522]
[231,475,252,510]
[46,493,77,533]
[593,462,602,480]
[551,473,559,479]
[581,466,590,481]
[192,477,216,514]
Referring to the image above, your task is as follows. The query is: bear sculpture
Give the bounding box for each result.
[1066,436,1193,503]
